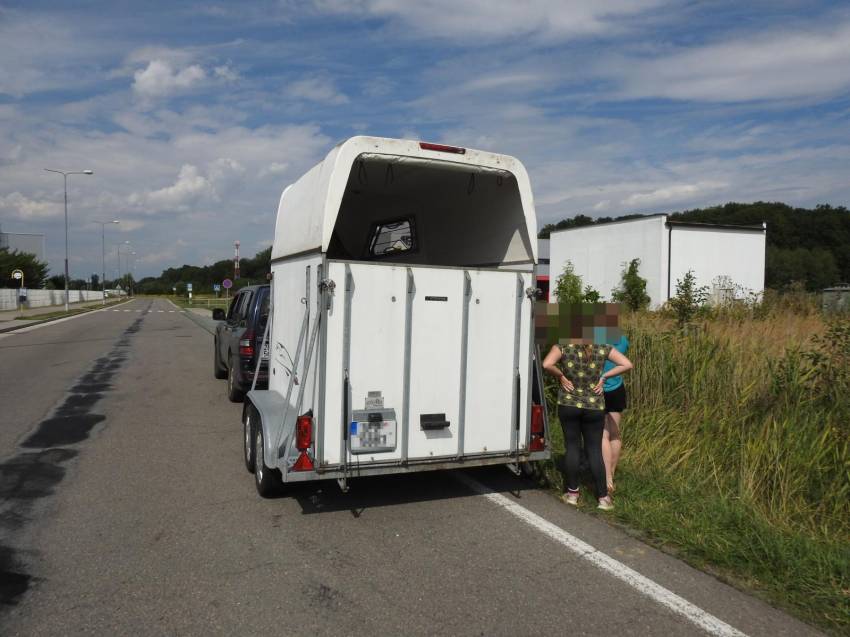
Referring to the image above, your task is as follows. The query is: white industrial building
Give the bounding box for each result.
[547,214,767,307]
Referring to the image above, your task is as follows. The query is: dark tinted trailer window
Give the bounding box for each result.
[368,217,416,258]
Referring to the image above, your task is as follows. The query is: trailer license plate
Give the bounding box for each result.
[350,418,396,454]
[262,343,269,360]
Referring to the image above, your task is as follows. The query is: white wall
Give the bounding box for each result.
[0,289,124,311]
[548,216,666,306]
[668,226,766,300]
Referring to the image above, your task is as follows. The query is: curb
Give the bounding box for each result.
[169,299,217,335]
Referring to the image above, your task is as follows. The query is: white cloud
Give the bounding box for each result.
[285,76,349,104]
[133,60,207,98]
[140,164,215,210]
[621,182,726,208]
[609,19,850,102]
[0,192,57,220]
[314,0,668,42]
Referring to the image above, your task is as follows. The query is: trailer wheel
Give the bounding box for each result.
[213,338,227,379]
[227,354,244,402]
[254,424,282,498]
[243,404,256,473]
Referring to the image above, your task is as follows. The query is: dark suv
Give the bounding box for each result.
[213,284,269,401]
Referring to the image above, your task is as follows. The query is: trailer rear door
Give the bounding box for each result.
[321,261,531,467]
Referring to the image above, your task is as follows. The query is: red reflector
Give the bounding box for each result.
[296,415,313,451]
[530,404,546,451]
[531,404,544,433]
[419,141,466,154]
[292,451,314,471]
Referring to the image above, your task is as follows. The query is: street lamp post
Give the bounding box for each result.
[93,220,119,305]
[126,251,137,296]
[117,241,130,297]
[44,168,93,312]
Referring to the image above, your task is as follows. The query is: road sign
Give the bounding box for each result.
[213,284,221,292]
[222,278,233,289]
[187,283,193,292]
[11,269,23,280]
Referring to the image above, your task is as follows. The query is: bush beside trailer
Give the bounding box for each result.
[243,136,550,496]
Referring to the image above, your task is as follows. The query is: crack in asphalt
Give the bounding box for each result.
[0,302,151,611]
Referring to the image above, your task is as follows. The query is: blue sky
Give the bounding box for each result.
[1,1,849,280]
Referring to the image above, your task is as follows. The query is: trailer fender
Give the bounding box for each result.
[245,389,292,472]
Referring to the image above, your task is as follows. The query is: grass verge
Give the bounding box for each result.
[537,311,850,635]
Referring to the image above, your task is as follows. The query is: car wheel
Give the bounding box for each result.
[243,404,256,473]
[213,338,227,379]
[254,424,281,498]
[227,354,244,402]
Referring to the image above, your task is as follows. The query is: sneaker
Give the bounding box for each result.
[597,495,614,511]
[562,490,580,506]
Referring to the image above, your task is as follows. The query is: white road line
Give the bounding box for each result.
[157,310,164,313]
[123,309,130,312]
[168,310,175,313]
[456,474,748,637]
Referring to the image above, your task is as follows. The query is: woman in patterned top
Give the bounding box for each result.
[543,341,633,510]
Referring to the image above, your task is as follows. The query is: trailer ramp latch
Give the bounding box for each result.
[319,279,336,292]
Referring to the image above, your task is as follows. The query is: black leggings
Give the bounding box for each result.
[558,405,607,498]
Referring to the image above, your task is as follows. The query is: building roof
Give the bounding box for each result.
[547,213,767,236]
[665,219,766,232]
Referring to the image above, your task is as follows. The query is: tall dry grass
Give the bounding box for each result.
[622,311,849,540]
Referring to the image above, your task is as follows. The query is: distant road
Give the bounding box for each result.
[0,298,821,636]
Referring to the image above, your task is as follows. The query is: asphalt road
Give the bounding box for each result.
[0,298,822,636]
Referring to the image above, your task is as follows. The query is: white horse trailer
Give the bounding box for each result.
[243,136,551,496]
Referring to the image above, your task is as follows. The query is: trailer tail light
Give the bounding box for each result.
[530,404,546,451]
[239,330,255,357]
[292,414,315,471]
[419,141,466,154]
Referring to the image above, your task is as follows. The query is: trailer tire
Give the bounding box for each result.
[227,354,244,402]
[213,338,227,379]
[254,424,282,498]
[243,404,256,473]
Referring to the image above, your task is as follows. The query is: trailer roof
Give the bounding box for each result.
[272,136,538,261]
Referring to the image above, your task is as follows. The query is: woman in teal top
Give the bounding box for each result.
[602,335,629,493]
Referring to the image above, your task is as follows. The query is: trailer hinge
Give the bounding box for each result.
[319,278,336,292]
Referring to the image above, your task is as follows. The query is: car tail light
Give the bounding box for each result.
[419,141,466,154]
[239,330,255,357]
[530,404,546,451]
[293,414,315,471]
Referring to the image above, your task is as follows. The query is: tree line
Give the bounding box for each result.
[134,247,271,295]
[539,202,850,291]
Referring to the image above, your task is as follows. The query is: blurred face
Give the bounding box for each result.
[535,302,623,347]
